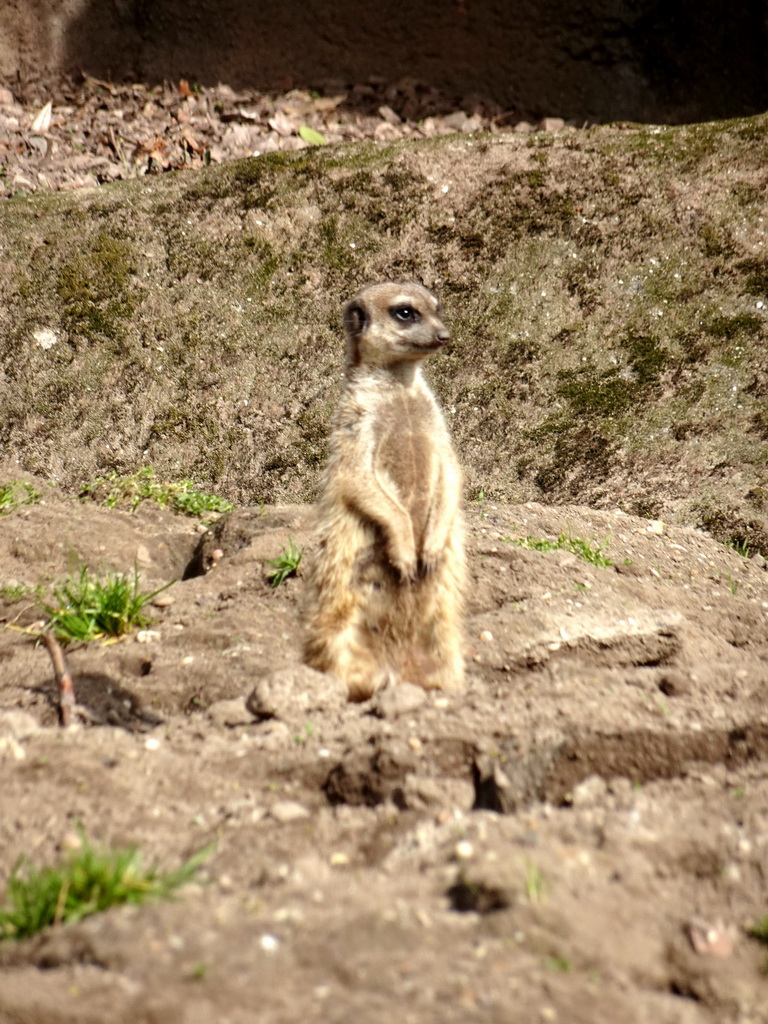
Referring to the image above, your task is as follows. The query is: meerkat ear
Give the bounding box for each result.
[343,301,367,339]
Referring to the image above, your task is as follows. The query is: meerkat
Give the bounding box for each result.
[303,281,465,701]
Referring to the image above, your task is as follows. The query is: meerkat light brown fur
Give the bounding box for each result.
[303,281,465,701]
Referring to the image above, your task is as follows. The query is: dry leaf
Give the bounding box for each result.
[268,111,295,137]
[31,100,52,133]
[178,79,193,99]
[378,104,401,125]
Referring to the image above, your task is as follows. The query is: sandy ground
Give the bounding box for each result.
[1,480,768,1023]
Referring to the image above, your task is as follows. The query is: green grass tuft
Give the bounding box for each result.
[505,532,613,567]
[81,467,234,518]
[41,566,171,643]
[0,834,212,941]
[266,538,303,587]
[0,482,41,516]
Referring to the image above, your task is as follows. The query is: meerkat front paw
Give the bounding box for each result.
[417,556,438,578]
[387,545,418,581]
[418,539,447,577]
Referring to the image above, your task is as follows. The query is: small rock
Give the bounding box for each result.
[135,543,152,566]
[259,933,280,953]
[400,775,474,812]
[0,736,26,760]
[270,800,310,823]
[207,697,252,728]
[454,840,474,860]
[246,665,347,721]
[60,830,84,852]
[0,710,41,739]
[442,110,469,131]
[571,774,608,807]
[370,682,427,718]
[539,117,565,131]
[252,720,292,750]
[136,629,161,643]
[658,671,691,697]
[378,104,401,125]
[686,917,737,957]
[750,553,767,569]
[151,592,175,608]
[552,550,578,567]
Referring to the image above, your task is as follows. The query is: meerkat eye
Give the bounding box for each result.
[392,305,420,323]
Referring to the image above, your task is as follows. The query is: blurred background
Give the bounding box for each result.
[2,0,767,124]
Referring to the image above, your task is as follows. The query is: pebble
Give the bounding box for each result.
[259,933,280,953]
[371,682,427,718]
[207,697,252,728]
[0,710,41,739]
[571,774,608,807]
[270,800,310,823]
[246,665,347,721]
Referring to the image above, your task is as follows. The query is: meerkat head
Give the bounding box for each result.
[343,282,450,372]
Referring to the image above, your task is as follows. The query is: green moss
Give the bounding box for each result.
[698,222,735,259]
[531,421,616,496]
[623,330,670,385]
[704,312,763,340]
[736,258,768,297]
[55,232,138,342]
[556,367,636,417]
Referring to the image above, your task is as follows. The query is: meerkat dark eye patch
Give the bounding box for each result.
[392,305,420,323]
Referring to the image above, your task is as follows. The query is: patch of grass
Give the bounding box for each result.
[545,955,572,973]
[523,859,547,903]
[81,467,234,518]
[0,833,211,941]
[504,532,612,567]
[266,538,303,587]
[749,916,768,944]
[1,582,42,604]
[294,722,315,745]
[41,566,171,643]
[0,481,41,516]
[728,538,751,558]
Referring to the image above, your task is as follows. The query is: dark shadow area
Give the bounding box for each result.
[57,0,768,124]
[34,671,163,732]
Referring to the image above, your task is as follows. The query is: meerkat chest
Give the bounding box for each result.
[372,390,443,515]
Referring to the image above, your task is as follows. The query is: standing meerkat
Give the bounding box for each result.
[303,281,465,701]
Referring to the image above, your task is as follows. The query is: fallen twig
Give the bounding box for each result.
[38,631,96,726]
[40,631,76,725]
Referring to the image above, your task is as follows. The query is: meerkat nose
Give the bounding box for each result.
[435,330,451,346]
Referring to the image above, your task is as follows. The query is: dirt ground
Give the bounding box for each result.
[1,476,768,1023]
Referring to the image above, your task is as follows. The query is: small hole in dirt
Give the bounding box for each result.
[447,880,510,914]
[669,980,702,1002]
[140,659,152,676]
